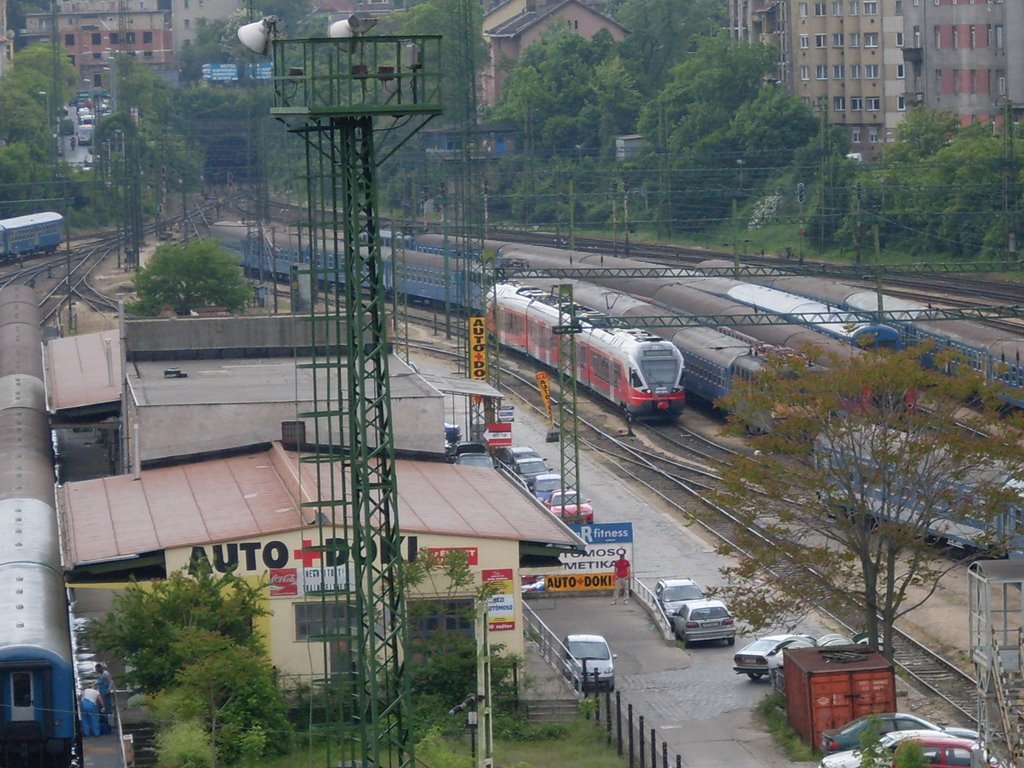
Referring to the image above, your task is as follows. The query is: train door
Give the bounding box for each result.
[10,670,35,721]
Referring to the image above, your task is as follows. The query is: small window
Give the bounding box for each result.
[863,0,877,12]
[184,18,190,28]
[896,63,905,79]
[833,64,845,79]
[848,0,858,12]
[895,31,904,46]
[816,65,828,80]
[866,96,880,111]
[801,65,811,81]
[91,32,101,44]
[800,34,809,48]
[851,96,863,110]
[64,33,75,45]
[814,2,827,15]
[109,31,119,44]
[865,64,879,79]
[800,2,809,16]
[832,33,844,46]
[849,32,860,47]
[832,0,843,13]
[897,95,906,110]
[868,127,880,143]
[849,63,861,78]
[852,126,862,142]
[143,31,152,43]
[816,33,827,47]
[833,96,846,110]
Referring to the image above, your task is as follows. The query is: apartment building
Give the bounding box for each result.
[733,0,1024,159]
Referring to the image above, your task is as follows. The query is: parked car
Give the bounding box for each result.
[563,633,615,693]
[654,578,706,616]
[819,730,982,768]
[669,599,735,647]
[544,489,594,524]
[509,456,553,490]
[449,442,488,464]
[493,445,541,469]
[820,713,980,755]
[732,633,816,679]
[455,453,494,468]
[532,472,563,503]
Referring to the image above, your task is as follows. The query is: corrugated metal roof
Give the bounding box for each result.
[61,442,579,568]
[44,330,121,413]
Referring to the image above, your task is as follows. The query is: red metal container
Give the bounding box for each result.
[783,645,897,749]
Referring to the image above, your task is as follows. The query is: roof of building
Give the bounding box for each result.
[485,0,626,37]
[60,442,581,572]
[44,329,121,414]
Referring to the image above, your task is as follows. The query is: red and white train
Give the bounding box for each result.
[493,283,686,420]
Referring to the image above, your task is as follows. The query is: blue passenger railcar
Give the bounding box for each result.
[0,212,64,263]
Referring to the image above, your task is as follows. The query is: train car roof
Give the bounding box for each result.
[0,211,64,228]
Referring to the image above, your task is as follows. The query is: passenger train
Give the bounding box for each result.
[0,286,76,768]
[493,283,686,419]
[210,222,685,419]
[0,213,64,264]
[704,266,1024,409]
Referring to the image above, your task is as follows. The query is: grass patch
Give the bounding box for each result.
[757,692,819,763]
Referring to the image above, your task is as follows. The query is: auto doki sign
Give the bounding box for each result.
[187,536,413,598]
[543,522,634,592]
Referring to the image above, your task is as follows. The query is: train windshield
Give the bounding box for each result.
[637,358,679,392]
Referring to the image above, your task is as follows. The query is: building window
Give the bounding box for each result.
[865,64,879,79]
[863,0,877,12]
[952,69,960,93]
[849,63,861,78]
[91,32,101,44]
[897,95,906,110]
[832,33,844,46]
[832,0,843,13]
[110,32,119,43]
[914,25,921,46]
[567,18,578,29]
[295,602,350,642]
[852,127,862,142]
[800,34,810,48]
[64,33,75,45]
[997,72,1006,95]
[864,32,879,47]
[970,69,977,92]
[184,0,188,6]
[408,599,474,642]
[143,31,152,43]
[799,2,809,16]
[849,0,859,10]
[934,27,942,48]
[816,33,827,47]
[897,63,905,79]
[869,127,880,143]
[995,25,1003,49]
[833,96,846,110]
[816,64,828,80]
[801,65,811,81]
[952,27,958,48]
[126,31,135,43]
[895,0,903,12]
[866,96,880,111]
[814,2,827,15]
[895,31,904,46]
[143,50,153,57]
[833,65,845,78]
[851,96,863,110]
[969,25,975,47]
[849,32,860,46]
[184,18,190,29]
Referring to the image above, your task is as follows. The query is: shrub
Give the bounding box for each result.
[157,720,213,768]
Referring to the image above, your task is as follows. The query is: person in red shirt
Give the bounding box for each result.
[612,553,630,605]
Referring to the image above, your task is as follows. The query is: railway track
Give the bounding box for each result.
[408,339,982,724]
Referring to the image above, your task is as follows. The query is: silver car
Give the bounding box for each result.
[670,599,736,647]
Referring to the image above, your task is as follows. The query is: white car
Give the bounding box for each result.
[563,633,615,693]
[818,729,981,768]
[732,633,816,679]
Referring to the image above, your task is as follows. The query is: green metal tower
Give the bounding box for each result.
[266,30,442,767]
[553,284,583,519]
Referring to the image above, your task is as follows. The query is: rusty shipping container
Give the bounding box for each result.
[783,645,896,749]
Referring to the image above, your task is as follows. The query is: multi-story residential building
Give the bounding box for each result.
[22,0,174,88]
[732,0,1024,159]
[901,0,1024,125]
[169,0,237,55]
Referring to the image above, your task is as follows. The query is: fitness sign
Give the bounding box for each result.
[543,522,634,592]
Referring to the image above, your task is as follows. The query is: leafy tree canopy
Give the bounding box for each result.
[716,345,1024,658]
[129,239,252,316]
[87,565,268,693]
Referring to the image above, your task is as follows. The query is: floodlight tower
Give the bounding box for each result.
[239,17,442,768]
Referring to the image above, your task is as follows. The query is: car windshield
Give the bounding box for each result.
[662,584,703,602]
[553,492,580,505]
[741,638,784,653]
[458,455,493,467]
[567,640,610,660]
[517,459,548,475]
[534,477,561,493]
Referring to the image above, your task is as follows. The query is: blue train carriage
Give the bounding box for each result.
[732,271,1024,410]
[0,213,64,263]
[815,427,1024,557]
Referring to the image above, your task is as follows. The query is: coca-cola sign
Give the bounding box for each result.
[269,568,299,597]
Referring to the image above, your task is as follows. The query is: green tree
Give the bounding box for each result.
[161,632,291,767]
[716,346,1024,659]
[129,239,252,316]
[87,565,268,693]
